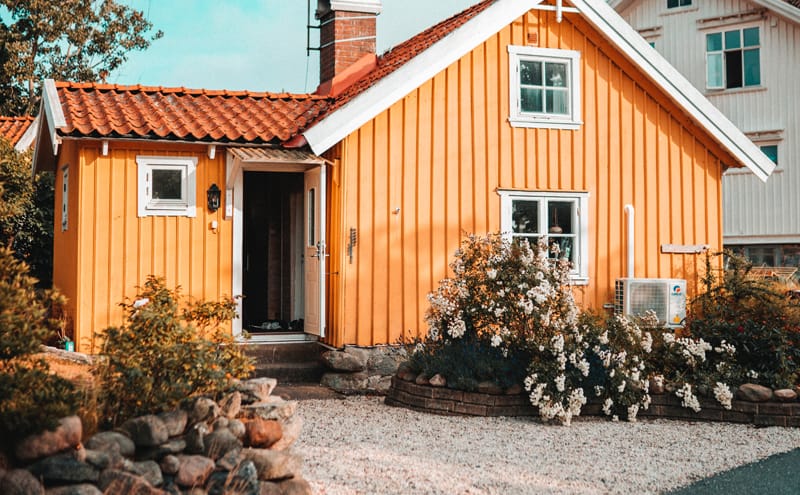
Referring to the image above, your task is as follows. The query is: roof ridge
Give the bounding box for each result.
[54,81,329,100]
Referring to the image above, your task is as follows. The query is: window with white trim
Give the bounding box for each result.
[706,27,760,90]
[137,156,197,217]
[508,46,581,130]
[499,190,589,284]
[667,0,691,8]
[760,144,778,165]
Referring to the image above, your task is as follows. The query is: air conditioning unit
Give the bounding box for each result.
[614,278,686,328]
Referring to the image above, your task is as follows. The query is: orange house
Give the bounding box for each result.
[32,0,774,353]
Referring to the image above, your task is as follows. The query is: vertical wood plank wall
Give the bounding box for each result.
[327,9,736,347]
[53,141,232,352]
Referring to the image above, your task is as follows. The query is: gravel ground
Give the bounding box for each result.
[293,396,800,495]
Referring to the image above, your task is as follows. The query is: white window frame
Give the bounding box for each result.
[705,25,761,91]
[61,165,69,232]
[507,46,582,130]
[137,156,198,217]
[499,190,589,284]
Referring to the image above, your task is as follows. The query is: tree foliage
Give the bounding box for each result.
[0,0,162,115]
[0,245,78,448]
[0,138,53,286]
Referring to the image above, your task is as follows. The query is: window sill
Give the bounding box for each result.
[705,85,767,97]
[570,276,589,286]
[508,117,582,130]
[660,6,699,17]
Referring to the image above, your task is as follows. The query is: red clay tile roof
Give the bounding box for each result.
[0,116,34,146]
[54,82,331,144]
[325,0,497,115]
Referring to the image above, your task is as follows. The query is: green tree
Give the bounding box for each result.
[0,138,52,286]
[0,0,162,115]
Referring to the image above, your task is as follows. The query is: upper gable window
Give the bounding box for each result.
[508,46,581,130]
[137,156,197,217]
[706,27,761,90]
[667,0,691,8]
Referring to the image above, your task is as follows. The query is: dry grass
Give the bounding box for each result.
[37,349,101,437]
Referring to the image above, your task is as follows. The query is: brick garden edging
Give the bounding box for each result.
[385,376,800,427]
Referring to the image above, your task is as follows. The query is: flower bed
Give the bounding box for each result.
[385,376,800,427]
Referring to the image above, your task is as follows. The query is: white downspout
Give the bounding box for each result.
[624,204,635,278]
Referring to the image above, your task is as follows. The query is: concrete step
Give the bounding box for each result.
[243,341,326,384]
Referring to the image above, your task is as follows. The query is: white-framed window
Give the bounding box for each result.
[667,0,691,8]
[499,190,589,284]
[61,165,69,231]
[507,46,581,130]
[137,156,198,217]
[759,144,778,165]
[706,26,761,90]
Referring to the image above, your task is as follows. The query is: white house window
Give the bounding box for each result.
[499,190,589,284]
[61,165,69,231]
[706,27,760,90]
[760,144,778,165]
[508,46,581,130]
[667,0,691,8]
[137,156,197,217]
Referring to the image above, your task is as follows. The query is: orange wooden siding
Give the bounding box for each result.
[326,8,732,347]
[52,141,232,352]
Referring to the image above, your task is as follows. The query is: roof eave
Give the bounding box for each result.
[752,0,800,24]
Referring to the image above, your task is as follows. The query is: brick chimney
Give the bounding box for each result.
[316,0,382,85]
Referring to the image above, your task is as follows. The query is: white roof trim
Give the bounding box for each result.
[14,115,39,152]
[306,0,774,181]
[610,0,800,26]
[304,0,545,154]
[573,0,774,181]
[41,79,67,156]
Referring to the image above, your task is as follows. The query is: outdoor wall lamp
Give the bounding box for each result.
[207,183,221,212]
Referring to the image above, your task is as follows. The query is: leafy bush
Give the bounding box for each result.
[95,276,253,426]
[686,252,800,388]
[0,246,78,447]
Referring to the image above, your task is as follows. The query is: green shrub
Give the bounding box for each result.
[686,252,800,388]
[95,276,253,426]
[0,246,78,447]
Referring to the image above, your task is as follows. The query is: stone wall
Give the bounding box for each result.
[0,378,312,495]
[386,376,800,427]
[319,345,408,394]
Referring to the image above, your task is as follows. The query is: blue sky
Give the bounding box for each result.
[116,1,476,93]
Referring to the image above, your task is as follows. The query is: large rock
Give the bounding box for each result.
[158,409,188,437]
[206,460,259,495]
[85,431,136,457]
[774,388,798,402]
[239,448,302,481]
[366,375,393,392]
[28,453,100,484]
[220,391,242,419]
[121,415,169,447]
[237,378,277,403]
[228,418,246,439]
[129,460,164,487]
[428,374,447,387]
[184,423,209,454]
[367,353,401,375]
[137,439,187,461]
[175,455,215,487]
[160,455,180,475]
[270,416,302,451]
[737,383,773,402]
[202,428,243,460]
[321,350,365,372]
[15,415,82,462]
[83,448,123,470]
[188,397,221,424]
[0,468,44,495]
[242,400,297,422]
[278,477,315,495]
[321,372,368,391]
[98,469,161,495]
[45,484,104,495]
[245,418,283,448]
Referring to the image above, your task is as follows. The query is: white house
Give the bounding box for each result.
[611,0,800,269]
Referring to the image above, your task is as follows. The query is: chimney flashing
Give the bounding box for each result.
[317,0,382,18]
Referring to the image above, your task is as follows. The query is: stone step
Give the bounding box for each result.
[243,342,327,384]
[251,362,325,384]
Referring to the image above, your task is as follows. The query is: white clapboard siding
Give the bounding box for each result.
[616,0,800,244]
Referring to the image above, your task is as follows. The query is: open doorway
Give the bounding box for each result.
[242,171,304,332]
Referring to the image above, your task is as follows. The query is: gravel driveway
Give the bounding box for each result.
[294,396,800,495]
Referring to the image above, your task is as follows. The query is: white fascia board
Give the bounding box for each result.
[572,0,775,181]
[752,0,800,24]
[14,115,39,152]
[42,79,67,155]
[304,0,544,155]
[329,0,382,14]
